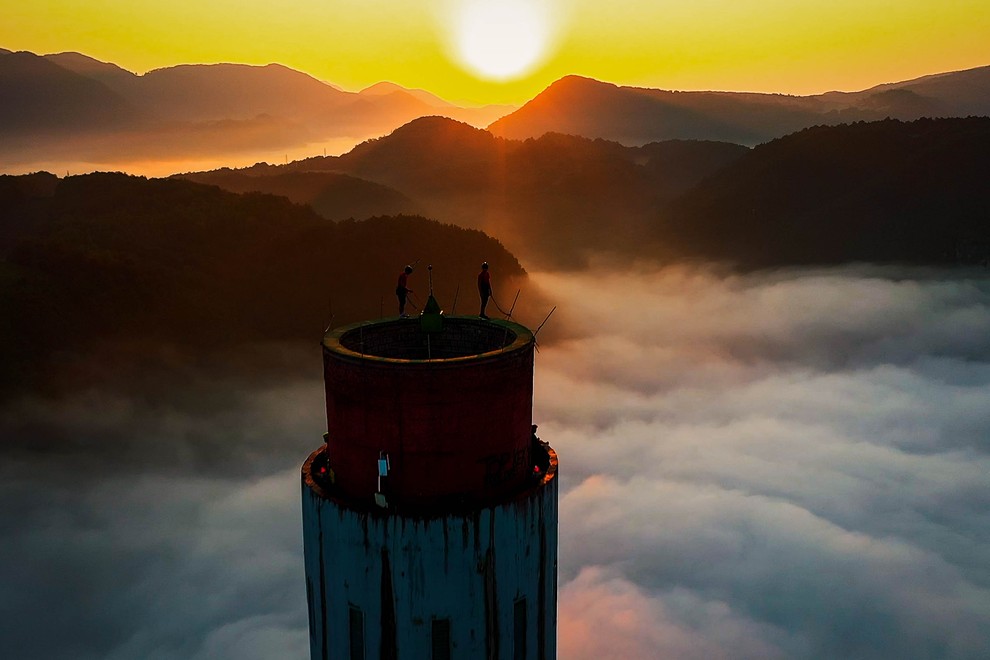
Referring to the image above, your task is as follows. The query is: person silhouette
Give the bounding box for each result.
[396,265,414,317]
[478,262,492,319]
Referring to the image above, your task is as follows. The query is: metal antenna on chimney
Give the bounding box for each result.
[533,306,556,338]
[532,306,557,353]
[505,289,521,320]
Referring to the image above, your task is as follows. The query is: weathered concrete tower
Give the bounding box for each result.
[301,315,558,659]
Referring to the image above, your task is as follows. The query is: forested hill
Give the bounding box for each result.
[658,117,990,268]
[178,170,417,222]
[0,173,525,397]
[181,117,750,267]
[182,115,990,270]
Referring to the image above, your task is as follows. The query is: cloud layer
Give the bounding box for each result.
[2,263,989,658]
[538,264,990,659]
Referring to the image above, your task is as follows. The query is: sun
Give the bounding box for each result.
[452,0,551,81]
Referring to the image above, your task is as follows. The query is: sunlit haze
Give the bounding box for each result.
[1,0,988,104]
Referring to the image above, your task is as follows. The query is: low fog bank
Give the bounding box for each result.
[0,461,311,659]
[538,263,990,659]
[0,340,324,474]
[0,344,326,658]
[2,263,989,658]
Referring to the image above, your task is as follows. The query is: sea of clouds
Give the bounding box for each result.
[539,264,990,659]
[2,263,989,659]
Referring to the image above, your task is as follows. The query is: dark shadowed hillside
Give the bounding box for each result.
[321,118,747,203]
[658,117,990,267]
[177,116,990,271]
[0,173,526,397]
[213,117,748,266]
[0,51,144,137]
[178,170,417,220]
[334,116,516,194]
[334,120,747,259]
[488,67,990,146]
[43,51,137,89]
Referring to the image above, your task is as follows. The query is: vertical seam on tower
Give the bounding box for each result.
[318,508,328,659]
[485,513,499,660]
[537,500,546,660]
[380,546,397,660]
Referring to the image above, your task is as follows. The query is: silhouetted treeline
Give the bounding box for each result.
[658,117,990,267]
[0,173,525,397]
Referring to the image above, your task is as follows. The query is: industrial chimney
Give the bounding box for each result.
[301,315,558,659]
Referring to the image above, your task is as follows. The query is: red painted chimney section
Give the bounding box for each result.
[322,317,535,507]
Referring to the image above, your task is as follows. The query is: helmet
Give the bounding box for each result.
[404,265,413,274]
[481,262,489,270]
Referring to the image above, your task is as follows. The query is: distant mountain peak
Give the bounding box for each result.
[48,51,112,65]
[45,51,136,79]
[360,81,404,95]
[384,115,491,142]
[554,74,611,86]
[0,49,141,134]
[360,81,452,108]
[400,114,474,128]
[543,75,617,94]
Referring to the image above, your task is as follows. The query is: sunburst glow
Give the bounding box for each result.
[452,0,551,81]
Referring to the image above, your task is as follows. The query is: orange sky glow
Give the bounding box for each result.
[2,0,989,105]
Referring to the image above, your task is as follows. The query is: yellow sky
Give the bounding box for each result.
[2,0,989,105]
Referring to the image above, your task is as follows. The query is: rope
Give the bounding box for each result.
[488,290,511,316]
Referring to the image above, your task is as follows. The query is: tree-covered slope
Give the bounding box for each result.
[658,117,990,267]
[0,173,525,396]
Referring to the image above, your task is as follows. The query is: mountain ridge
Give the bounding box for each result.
[0,49,516,173]
[179,115,750,267]
[0,50,145,136]
[180,114,990,271]
[489,65,990,145]
[4,46,988,171]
